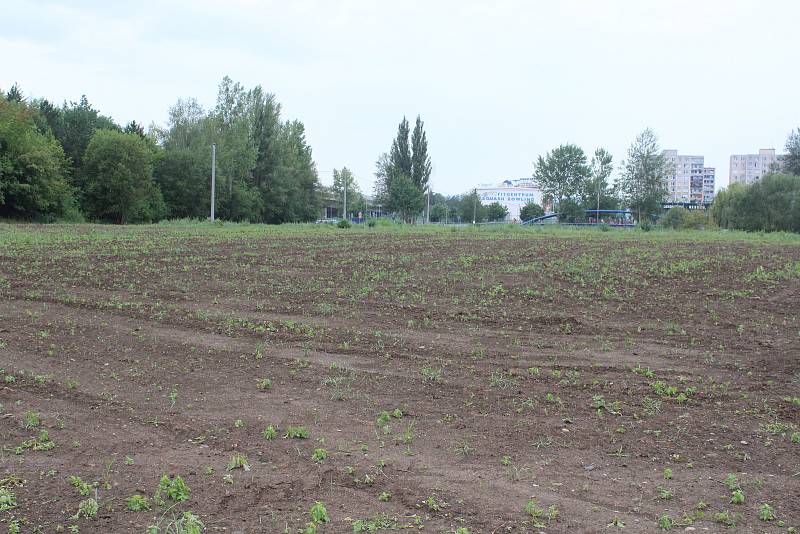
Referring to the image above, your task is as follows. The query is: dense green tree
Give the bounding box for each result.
[534,144,590,214]
[519,201,545,221]
[385,173,424,222]
[559,198,584,223]
[411,115,432,191]
[458,189,487,223]
[5,84,24,103]
[0,98,76,219]
[618,128,668,222]
[712,174,800,232]
[156,77,320,223]
[55,96,119,170]
[429,201,450,223]
[153,148,209,219]
[785,128,800,176]
[124,120,146,139]
[486,202,509,222]
[81,129,165,223]
[375,116,430,222]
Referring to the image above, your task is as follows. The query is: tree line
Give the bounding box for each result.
[436,126,799,231]
[0,78,320,223]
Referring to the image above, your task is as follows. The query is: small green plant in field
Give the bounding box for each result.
[424,495,447,512]
[608,516,625,528]
[312,448,328,462]
[227,452,250,471]
[501,455,512,466]
[632,364,656,378]
[642,396,661,416]
[398,420,416,445]
[308,501,330,526]
[713,510,736,527]
[68,475,93,496]
[284,426,310,439]
[0,487,17,511]
[16,429,55,453]
[730,489,745,504]
[378,491,391,502]
[663,468,673,480]
[154,474,189,505]
[792,432,800,444]
[658,486,673,500]
[723,473,739,490]
[377,411,391,427]
[592,395,621,415]
[262,425,278,440]
[352,513,397,532]
[72,498,99,519]
[234,419,245,428]
[490,369,516,389]
[8,518,20,534]
[256,378,272,390]
[758,503,775,521]
[762,421,790,435]
[149,511,204,534]
[126,494,151,511]
[525,499,547,527]
[23,410,40,429]
[421,366,443,384]
[658,514,674,530]
[168,386,178,407]
[547,505,559,521]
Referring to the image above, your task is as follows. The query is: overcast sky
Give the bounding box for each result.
[3,0,798,194]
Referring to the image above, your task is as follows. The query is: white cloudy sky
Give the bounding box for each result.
[3,0,798,194]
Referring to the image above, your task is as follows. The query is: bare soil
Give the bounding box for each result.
[0,225,798,533]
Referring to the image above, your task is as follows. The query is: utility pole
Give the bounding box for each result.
[473,192,477,224]
[426,185,431,224]
[210,143,216,221]
[596,177,601,225]
[343,176,347,221]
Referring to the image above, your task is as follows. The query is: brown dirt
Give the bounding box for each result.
[0,225,798,533]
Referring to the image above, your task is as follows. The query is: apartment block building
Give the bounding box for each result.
[662,150,716,204]
[729,149,784,185]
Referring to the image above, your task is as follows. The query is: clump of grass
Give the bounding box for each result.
[256,378,272,390]
[227,452,250,471]
[284,426,310,439]
[262,425,278,440]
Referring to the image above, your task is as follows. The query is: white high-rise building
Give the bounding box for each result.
[729,149,785,185]
[662,150,716,204]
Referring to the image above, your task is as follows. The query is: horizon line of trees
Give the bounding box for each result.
[0,78,321,223]
[2,80,798,232]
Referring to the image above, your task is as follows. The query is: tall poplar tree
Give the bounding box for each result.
[389,117,411,178]
[411,115,432,191]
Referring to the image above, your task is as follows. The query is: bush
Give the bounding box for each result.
[661,206,689,229]
[520,201,545,221]
[639,219,652,232]
[337,219,351,229]
[367,219,376,228]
